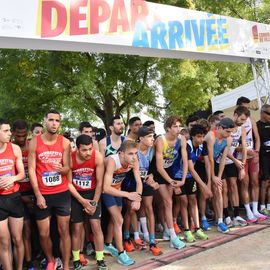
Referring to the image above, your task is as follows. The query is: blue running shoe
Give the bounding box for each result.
[170,236,186,249]
[202,219,211,231]
[104,244,118,257]
[117,251,135,266]
[217,222,229,233]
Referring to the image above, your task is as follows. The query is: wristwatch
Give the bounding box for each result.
[90,201,97,207]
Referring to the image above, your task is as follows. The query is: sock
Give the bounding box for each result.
[140,217,149,234]
[72,250,80,262]
[95,251,104,261]
[218,218,223,224]
[143,232,149,241]
[134,231,140,240]
[164,223,170,234]
[267,204,270,210]
[223,208,229,218]
[157,223,163,232]
[252,201,259,214]
[201,215,207,221]
[105,243,110,246]
[123,231,130,240]
[137,221,142,234]
[169,228,177,239]
[233,207,240,218]
[244,203,254,219]
[149,233,155,245]
[261,204,266,210]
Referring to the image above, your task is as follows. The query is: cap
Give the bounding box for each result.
[138,126,154,138]
[219,117,235,129]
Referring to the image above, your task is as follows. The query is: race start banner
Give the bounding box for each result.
[0,0,270,63]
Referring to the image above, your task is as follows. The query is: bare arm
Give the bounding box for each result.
[203,155,211,187]
[205,132,215,179]
[93,151,104,202]
[180,135,188,182]
[53,137,70,175]
[133,161,143,195]
[13,144,25,182]
[98,138,106,158]
[93,140,100,152]
[251,117,260,153]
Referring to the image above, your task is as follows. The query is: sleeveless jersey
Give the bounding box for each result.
[36,135,68,195]
[105,135,125,157]
[71,150,97,191]
[162,136,181,169]
[110,154,131,190]
[19,145,32,193]
[257,120,270,155]
[0,143,19,195]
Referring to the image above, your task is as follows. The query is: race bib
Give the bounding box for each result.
[163,158,173,169]
[231,141,239,148]
[140,169,148,180]
[246,139,253,149]
[42,171,62,186]
[73,176,92,189]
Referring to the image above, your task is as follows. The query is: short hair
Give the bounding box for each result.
[44,109,60,118]
[109,115,121,127]
[234,105,250,117]
[186,115,199,126]
[208,114,220,124]
[79,121,92,132]
[236,96,250,106]
[197,118,210,132]
[76,134,93,148]
[143,120,154,127]
[12,119,28,131]
[128,116,141,126]
[213,110,224,116]
[119,140,138,152]
[164,116,181,131]
[95,128,107,142]
[0,118,9,127]
[31,122,43,132]
[261,104,270,113]
[190,124,207,137]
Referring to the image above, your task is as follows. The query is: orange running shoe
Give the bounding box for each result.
[46,258,56,270]
[123,239,135,252]
[79,253,89,266]
[150,244,163,256]
[173,223,181,234]
[134,239,146,250]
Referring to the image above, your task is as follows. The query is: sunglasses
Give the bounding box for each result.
[263,110,270,116]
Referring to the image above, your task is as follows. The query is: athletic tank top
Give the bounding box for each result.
[71,150,97,191]
[213,135,227,162]
[0,143,19,195]
[105,135,125,157]
[36,135,68,195]
[162,135,181,169]
[19,145,32,193]
[110,154,131,190]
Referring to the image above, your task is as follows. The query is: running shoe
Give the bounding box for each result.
[123,238,135,252]
[233,216,248,227]
[86,242,95,256]
[73,260,82,270]
[201,219,211,231]
[97,260,109,270]
[173,222,181,234]
[149,244,163,256]
[133,239,146,250]
[79,253,89,266]
[40,258,47,269]
[217,222,229,233]
[254,212,267,221]
[184,230,195,243]
[247,216,257,223]
[260,208,270,217]
[190,222,196,233]
[225,216,233,228]
[170,236,186,249]
[117,251,135,266]
[46,259,57,270]
[104,243,118,257]
[162,230,170,240]
[195,228,208,240]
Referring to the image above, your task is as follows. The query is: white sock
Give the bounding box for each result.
[267,204,270,210]
[137,221,142,234]
[261,204,266,211]
[168,228,177,239]
[157,223,163,232]
[252,201,259,214]
[244,203,254,219]
[139,217,149,234]
[164,223,170,234]
[218,218,223,224]
[201,215,207,221]
[134,232,140,240]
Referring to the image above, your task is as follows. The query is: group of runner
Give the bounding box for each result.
[1,96,270,270]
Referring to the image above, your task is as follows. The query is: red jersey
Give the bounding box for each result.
[0,142,19,195]
[19,143,32,193]
[71,150,97,191]
[36,135,68,195]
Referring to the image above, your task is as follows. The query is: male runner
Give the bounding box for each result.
[68,135,108,270]
[257,104,270,215]
[126,117,142,141]
[31,122,43,137]
[13,120,35,270]
[28,109,71,270]
[79,122,99,151]
[103,140,142,266]
[0,118,25,270]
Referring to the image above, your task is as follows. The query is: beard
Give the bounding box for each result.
[115,129,123,136]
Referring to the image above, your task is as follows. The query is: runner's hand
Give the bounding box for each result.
[202,184,212,198]
[131,201,140,211]
[152,182,159,190]
[234,159,245,170]
[171,180,184,188]
[212,176,222,191]
[82,199,96,215]
[52,162,63,173]
[239,168,245,180]
[36,194,47,209]
[127,192,141,202]
[0,176,15,189]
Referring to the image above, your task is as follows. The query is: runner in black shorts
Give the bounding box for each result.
[0,118,25,270]
[68,135,108,270]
